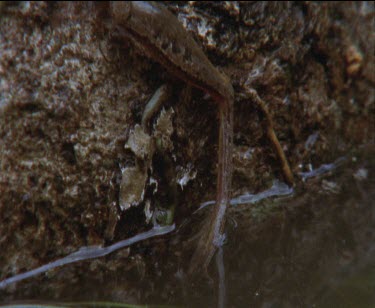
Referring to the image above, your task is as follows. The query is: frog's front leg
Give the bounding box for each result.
[246,89,294,186]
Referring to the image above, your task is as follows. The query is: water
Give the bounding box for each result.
[1,150,374,307]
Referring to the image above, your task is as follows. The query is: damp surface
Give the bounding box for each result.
[0,2,374,307]
[1,148,374,307]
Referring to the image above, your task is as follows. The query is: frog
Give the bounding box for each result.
[109,1,294,276]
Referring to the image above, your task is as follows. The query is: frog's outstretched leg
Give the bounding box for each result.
[246,88,294,186]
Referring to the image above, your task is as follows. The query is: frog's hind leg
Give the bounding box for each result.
[247,89,294,186]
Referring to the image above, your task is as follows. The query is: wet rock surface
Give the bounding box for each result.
[0,1,374,305]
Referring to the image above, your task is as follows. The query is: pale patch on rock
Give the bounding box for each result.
[119,165,148,211]
[153,108,175,152]
[125,124,152,160]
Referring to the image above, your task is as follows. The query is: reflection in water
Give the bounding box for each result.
[230,180,293,206]
[196,180,293,213]
[298,156,347,181]
[0,225,175,289]
[221,153,375,307]
[1,153,374,307]
[215,246,226,308]
[186,152,374,307]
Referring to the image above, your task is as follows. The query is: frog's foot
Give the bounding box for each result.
[187,223,215,277]
[187,206,227,278]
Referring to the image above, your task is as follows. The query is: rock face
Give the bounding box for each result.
[0,0,373,294]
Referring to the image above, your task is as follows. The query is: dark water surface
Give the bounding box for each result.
[1,148,374,307]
